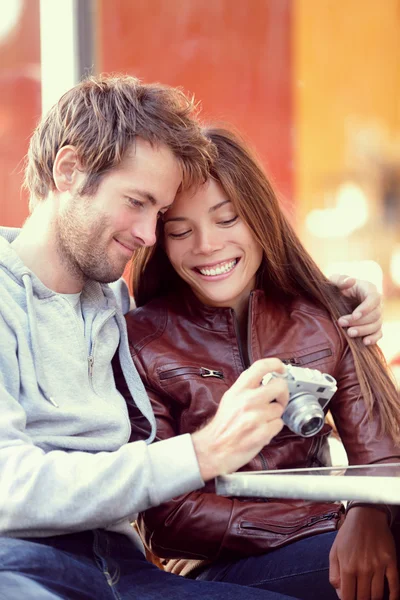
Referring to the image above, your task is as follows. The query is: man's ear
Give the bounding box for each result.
[53,146,81,192]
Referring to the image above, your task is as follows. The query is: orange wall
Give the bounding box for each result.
[97,0,294,204]
[293,0,400,221]
[3,0,398,235]
[0,1,41,227]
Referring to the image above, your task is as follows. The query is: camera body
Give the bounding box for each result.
[262,364,337,437]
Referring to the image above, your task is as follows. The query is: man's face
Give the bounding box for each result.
[56,138,182,284]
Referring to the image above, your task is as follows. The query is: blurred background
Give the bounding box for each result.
[1,0,399,378]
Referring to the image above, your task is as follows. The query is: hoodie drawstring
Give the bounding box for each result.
[22,274,58,407]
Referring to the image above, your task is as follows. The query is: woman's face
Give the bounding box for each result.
[163,179,263,313]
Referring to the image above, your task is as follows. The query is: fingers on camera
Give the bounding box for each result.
[260,378,289,408]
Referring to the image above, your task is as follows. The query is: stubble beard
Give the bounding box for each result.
[56,197,126,285]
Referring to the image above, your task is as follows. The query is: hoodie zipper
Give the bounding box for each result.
[88,355,94,379]
[87,310,116,389]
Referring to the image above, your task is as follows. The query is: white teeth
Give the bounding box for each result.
[198,260,237,277]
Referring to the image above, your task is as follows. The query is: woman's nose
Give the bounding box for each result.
[192,231,223,255]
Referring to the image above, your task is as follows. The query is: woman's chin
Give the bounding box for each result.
[194,289,238,309]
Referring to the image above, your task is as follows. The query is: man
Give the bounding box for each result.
[0,75,382,600]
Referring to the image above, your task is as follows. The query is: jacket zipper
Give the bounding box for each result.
[231,292,254,370]
[307,512,337,526]
[247,292,254,365]
[282,348,332,367]
[232,309,246,369]
[159,367,224,381]
[258,452,268,470]
[241,511,338,534]
[233,295,268,469]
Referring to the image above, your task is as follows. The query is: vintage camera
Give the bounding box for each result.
[262,364,337,438]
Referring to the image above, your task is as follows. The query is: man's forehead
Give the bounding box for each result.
[110,137,182,205]
[123,137,178,165]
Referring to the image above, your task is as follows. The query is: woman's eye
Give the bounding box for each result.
[219,215,238,226]
[168,230,191,239]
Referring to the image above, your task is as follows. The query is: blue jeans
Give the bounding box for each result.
[196,530,394,600]
[0,529,298,600]
[196,531,339,600]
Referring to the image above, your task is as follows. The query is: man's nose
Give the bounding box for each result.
[131,217,158,248]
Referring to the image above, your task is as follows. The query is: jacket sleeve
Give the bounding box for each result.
[330,340,400,465]
[0,315,203,537]
[137,385,340,560]
[329,335,400,524]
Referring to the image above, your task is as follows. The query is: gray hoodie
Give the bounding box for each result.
[0,227,203,545]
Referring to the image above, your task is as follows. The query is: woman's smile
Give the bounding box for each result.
[193,258,239,279]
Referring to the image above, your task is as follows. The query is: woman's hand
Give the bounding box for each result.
[329,274,383,346]
[329,506,399,600]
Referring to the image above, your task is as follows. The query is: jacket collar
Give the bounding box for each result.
[170,285,266,331]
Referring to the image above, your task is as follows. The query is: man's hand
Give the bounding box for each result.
[329,507,399,600]
[192,358,289,481]
[329,274,383,346]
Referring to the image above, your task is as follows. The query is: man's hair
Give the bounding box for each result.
[24,74,215,208]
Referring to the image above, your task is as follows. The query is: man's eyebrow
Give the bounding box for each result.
[126,189,158,205]
[164,199,232,224]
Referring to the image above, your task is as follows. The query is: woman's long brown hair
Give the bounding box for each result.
[131,127,400,444]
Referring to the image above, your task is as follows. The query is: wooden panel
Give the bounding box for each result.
[0,0,41,227]
[97,0,294,204]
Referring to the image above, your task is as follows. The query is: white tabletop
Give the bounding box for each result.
[215,463,400,504]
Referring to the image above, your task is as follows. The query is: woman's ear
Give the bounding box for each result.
[52,146,81,192]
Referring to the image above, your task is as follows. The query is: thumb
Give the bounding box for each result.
[329,545,341,596]
[386,562,400,600]
[328,273,355,290]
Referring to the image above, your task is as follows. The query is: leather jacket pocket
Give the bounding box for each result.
[280,346,333,367]
[159,366,224,381]
[240,510,340,537]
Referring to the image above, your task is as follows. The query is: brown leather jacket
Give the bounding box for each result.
[119,288,400,576]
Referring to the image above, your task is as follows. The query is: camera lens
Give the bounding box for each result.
[282,393,325,437]
[300,416,323,437]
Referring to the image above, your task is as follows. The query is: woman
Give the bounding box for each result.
[119,128,400,600]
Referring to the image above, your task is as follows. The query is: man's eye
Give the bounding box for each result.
[127,197,144,208]
[219,215,238,226]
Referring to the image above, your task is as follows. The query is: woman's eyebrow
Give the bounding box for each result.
[164,200,232,223]
[209,199,231,213]
[163,216,187,224]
